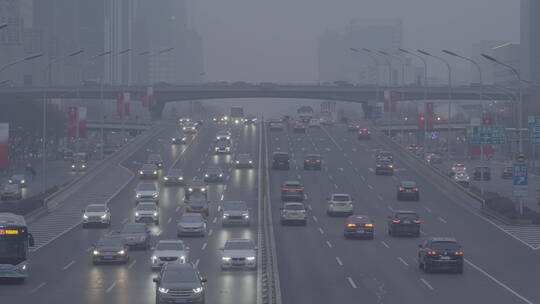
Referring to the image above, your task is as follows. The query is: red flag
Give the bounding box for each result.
[78,106,87,138]
[0,123,9,169]
[124,103,130,116]
[140,89,148,108]
[68,107,78,139]
[383,91,398,112]
[425,103,434,130]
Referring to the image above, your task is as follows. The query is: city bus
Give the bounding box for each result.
[0,213,34,281]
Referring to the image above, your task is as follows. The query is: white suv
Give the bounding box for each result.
[327,193,353,216]
[82,204,111,227]
[151,240,189,270]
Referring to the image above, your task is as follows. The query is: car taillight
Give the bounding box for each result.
[389,164,394,168]
[304,160,309,162]
[316,160,321,163]
[347,202,353,206]
[364,223,374,228]
[399,187,405,191]
[282,210,288,214]
[413,188,419,191]
[413,219,421,224]
[300,210,306,213]
[376,164,381,168]
[346,223,356,228]
[454,251,464,256]
[392,219,401,223]
[427,250,437,255]
[329,202,335,206]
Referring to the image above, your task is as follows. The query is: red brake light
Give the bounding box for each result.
[300,210,306,213]
[427,250,437,255]
[413,219,421,224]
[376,164,381,167]
[413,188,419,192]
[391,219,401,223]
[399,187,405,191]
[455,251,464,256]
[304,160,309,163]
[316,160,321,163]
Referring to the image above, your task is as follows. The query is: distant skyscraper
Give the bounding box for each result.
[521,0,540,84]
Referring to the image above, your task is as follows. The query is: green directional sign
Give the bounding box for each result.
[466,125,506,145]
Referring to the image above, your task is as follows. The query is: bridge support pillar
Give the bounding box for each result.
[149,100,165,120]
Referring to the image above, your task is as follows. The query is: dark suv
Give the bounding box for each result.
[418,237,464,274]
[396,181,420,201]
[473,166,491,181]
[387,211,421,237]
[272,152,290,170]
[153,263,207,304]
[375,160,394,175]
[281,181,304,202]
[303,154,322,170]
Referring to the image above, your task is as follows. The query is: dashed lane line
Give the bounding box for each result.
[367,184,374,190]
[167,217,172,224]
[381,241,390,249]
[336,257,343,266]
[201,242,207,250]
[398,257,409,266]
[313,215,318,223]
[377,195,383,201]
[360,175,366,181]
[438,217,448,224]
[176,206,181,212]
[128,259,136,269]
[31,282,47,294]
[106,280,117,293]
[326,241,333,248]
[347,277,358,289]
[121,218,128,224]
[195,259,200,267]
[212,217,217,223]
[62,260,75,271]
[424,207,432,213]
[208,229,213,236]
[420,278,434,290]
[318,227,325,235]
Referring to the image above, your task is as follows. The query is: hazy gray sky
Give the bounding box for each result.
[190,0,519,82]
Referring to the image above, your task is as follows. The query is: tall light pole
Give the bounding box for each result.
[400,48,429,145]
[90,50,113,159]
[380,50,406,142]
[418,49,453,160]
[481,54,524,154]
[350,48,381,113]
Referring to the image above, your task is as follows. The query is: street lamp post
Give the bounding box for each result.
[89,50,113,159]
[443,49,487,197]
[364,48,392,135]
[418,50,453,161]
[350,48,381,107]
[399,48,429,146]
[380,50,406,143]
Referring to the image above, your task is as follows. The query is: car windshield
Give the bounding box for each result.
[86,205,106,212]
[156,242,184,251]
[4,185,18,191]
[167,169,181,175]
[224,202,247,211]
[137,183,156,191]
[224,241,254,250]
[148,155,162,161]
[162,268,199,283]
[180,215,203,223]
[121,225,145,234]
[142,165,156,170]
[396,213,418,220]
[285,204,304,210]
[332,195,350,201]
[97,237,123,247]
[273,153,289,160]
[12,175,24,180]
[137,204,156,211]
[401,182,416,188]
[431,241,460,251]
[207,167,220,173]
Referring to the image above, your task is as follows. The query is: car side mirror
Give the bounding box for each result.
[201,278,208,283]
[153,278,159,283]
[28,234,35,247]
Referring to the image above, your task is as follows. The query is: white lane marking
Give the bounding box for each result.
[106,280,117,293]
[308,204,313,211]
[354,167,359,172]
[424,207,431,213]
[420,278,434,290]
[348,160,353,165]
[217,205,221,212]
[195,259,200,267]
[175,206,181,212]
[398,257,409,266]
[381,241,390,249]
[377,195,383,201]
[167,217,172,224]
[197,168,201,172]
[318,227,325,235]
[212,217,217,223]
[297,174,301,179]
[360,175,366,181]
[312,215,318,223]
[367,184,374,190]
[128,259,136,269]
[329,175,334,180]
[121,218,128,224]
[347,277,358,289]
[201,242,207,250]
[62,260,75,271]
[336,257,343,266]
[220,194,224,201]
[438,217,448,224]
[465,259,534,304]
[420,230,427,236]
[387,205,395,212]
[208,229,213,236]
[334,184,338,189]
[326,241,333,248]
[31,282,47,294]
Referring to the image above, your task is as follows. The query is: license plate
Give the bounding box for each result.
[103,256,114,260]
[440,256,451,260]
[406,190,412,192]
[403,220,411,224]
[175,299,187,303]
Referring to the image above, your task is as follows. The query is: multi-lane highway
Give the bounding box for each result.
[2,106,540,304]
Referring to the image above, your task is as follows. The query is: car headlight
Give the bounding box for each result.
[8,179,12,183]
[83,214,88,219]
[223,213,229,218]
[193,287,203,294]
[152,255,158,262]
[135,212,139,216]
[153,171,158,174]
[235,120,240,124]
[21,264,27,270]
[71,165,75,168]
[236,160,240,164]
[118,250,125,255]
[139,171,143,175]
[93,250,100,255]
[158,287,169,294]
[226,136,231,140]
[153,193,158,197]
[205,174,209,177]
[248,161,252,164]
[188,188,193,192]
[101,214,107,219]
[226,147,230,151]
[153,212,158,216]
[179,177,183,180]
[180,255,186,263]
[222,257,231,261]
[182,137,186,141]
[246,256,255,261]
[21,180,25,183]
[201,188,206,192]
[164,177,169,180]
[216,136,220,140]
[219,174,223,177]
[136,193,141,198]
[82,164,86,168]
[243,213,249,218]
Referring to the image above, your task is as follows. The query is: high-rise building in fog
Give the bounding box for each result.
[521,0,540,85]
[318,19,407,85]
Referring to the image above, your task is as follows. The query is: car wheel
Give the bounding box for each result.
[302,220,307,226]
[418,259,423,269]
[424,263,431,273]
[82,223,87,228]
[388,229,392,236]
[456,264,463,274]
[326,211,332,216]
[415,231,421,238]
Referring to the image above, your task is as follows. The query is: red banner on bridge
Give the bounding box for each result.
[68,107,78,140]
[78,106,87,138]
[0,123,9,169]
[425,102,434,130]
[383,90,398,112]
